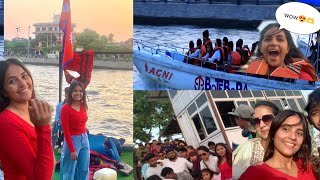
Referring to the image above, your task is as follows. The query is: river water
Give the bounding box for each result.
[26,65,133,143]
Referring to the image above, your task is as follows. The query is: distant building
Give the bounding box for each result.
[33,14,76,46]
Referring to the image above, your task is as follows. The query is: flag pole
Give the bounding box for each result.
[59,51,63,103]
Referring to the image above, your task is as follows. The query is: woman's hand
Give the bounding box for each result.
[29,99,52,127]
[71,152,78,161]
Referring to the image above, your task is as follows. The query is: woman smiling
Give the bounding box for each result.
[239,110,317,179]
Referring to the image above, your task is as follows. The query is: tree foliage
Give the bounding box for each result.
[133,91,173,143]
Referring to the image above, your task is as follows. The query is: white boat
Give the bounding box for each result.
[133,40,320,90]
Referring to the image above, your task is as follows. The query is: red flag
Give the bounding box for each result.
[59,0,74,69]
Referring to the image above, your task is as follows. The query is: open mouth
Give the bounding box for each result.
[18,88,29,94]
[284,142,295,148]
[268,50,279,58]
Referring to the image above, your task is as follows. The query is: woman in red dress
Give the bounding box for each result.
[0,58,54,180]
[215,143,232,180]
[240,109,317,180]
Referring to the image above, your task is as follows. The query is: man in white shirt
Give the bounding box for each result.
[163,149,193,174]
[145,153,164,179]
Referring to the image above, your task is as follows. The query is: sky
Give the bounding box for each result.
[5,0,133,42]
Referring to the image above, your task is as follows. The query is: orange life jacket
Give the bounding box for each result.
[201,39,211,57]
[213,46,225,63]
[229,51,242,73]
[246,59,318,81]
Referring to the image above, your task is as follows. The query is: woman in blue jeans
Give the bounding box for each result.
[60,81,90,180]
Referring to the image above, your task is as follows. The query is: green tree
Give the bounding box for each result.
[74,29,100,50]
[133,91,173,143]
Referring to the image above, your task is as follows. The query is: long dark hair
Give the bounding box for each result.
[66,80,88,110]
[256,23,305,64]
[214,143,232,167]
[0,58,36,112]
[263,110,311,172]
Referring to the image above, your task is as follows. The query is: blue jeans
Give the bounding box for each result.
[60,133,90,180]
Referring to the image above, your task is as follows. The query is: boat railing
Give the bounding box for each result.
[134,39,189,54]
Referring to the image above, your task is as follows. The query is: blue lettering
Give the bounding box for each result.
[244,83,248,90]
[215,78,223,90]
[205,77,212,90]
[224,80,230,90]
[236,82,242,90]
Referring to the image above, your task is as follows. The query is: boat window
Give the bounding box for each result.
[270,99,283,110]
[168,90,178,99]
[240,90,253,98]
[192,114,206,140]
[199,106,217,135]
[265,90,276,97]
[187,103,197,116]
[196,93,207,108]
[287,99,300,112]
[297,98,306,110]
[281,99,289,109]
[293,91,302,96]
[210,90,227,98]
[284,91,294,96]
[236,101,249,106]
[249,101,256,108]
[227,91,241,98]
[215,101,237,128]
[252,91,264,97]
[275,90,285,96]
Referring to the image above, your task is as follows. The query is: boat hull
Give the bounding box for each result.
[133,48,319,90]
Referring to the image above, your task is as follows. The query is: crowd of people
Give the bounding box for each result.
[183,23,319,81]
[185,30,253,73]
[133,139,232,180]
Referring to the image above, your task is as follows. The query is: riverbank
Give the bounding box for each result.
[9,56,133,71]
[134,2,278,29]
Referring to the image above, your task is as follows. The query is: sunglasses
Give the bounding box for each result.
[252,114,274,126]
[199,153,207,157]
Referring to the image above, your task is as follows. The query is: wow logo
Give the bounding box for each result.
[283,13,314,24]
[276,2,320,34]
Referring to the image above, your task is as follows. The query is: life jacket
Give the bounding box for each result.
[201,39,211,57]
[213,46,225,64]
[246,59,318,81]
[64,50,94,89]
[229,51,242,73]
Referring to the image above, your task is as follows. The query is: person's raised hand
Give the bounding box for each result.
[29,99,52,127]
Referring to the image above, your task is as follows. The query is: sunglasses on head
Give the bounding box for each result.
[252,114,274,126]
[199,152,207,157]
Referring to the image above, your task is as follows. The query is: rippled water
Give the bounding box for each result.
[27,65,133,143]
[133,25,260,89]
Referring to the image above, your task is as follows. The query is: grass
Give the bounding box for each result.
[52,149,133,180]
